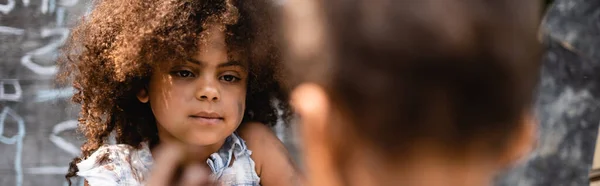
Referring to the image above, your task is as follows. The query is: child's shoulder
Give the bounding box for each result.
[238,122,280,163]
[238,122,278,144]
[238,122,300,185]
[76,143,152,185]
[237,122,284,158]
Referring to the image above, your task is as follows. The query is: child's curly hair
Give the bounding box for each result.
[57,0,291,184]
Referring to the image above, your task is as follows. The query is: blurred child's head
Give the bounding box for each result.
[60,0,290,163]
[282,0,541,185]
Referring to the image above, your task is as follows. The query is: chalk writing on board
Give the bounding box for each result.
[41,0,51,14]
[0,0,33,14]
[56,7,65,26]
[0,0,79,14]
[0,0,16,14]
[25,119,84,186]
[25,166,67,175]
[50,120,80,155]
[59,0,79,7]
[35,87,74,102]
[26,166,85,186]
[25,120,79,173]
[0,26,25,35]
[1,0,90,185]
[21,28,69,75]
[26,167,85,186]
[0,79,23,102]
[0,106,26,186]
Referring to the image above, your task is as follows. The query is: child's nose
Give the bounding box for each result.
[195,81,220,102]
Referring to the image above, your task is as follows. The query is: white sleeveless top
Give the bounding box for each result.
[76,133,260,185]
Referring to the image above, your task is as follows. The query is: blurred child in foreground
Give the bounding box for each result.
[282,0,542,185]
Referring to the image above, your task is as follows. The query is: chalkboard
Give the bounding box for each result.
[0,0,597,185]
[0,0,92,185]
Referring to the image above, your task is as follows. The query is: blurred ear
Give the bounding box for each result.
[291,83,330,142]
[292,83,345,186]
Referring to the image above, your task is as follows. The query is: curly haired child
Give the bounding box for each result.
[58,0,297,185]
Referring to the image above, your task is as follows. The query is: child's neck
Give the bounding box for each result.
[179,140,226,163]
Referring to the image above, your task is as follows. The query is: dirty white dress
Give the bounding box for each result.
[76,133,260,186]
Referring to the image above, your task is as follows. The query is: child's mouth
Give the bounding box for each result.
[189,111,224,125]
[189,116,223,125]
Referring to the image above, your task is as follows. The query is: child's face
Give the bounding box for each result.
[138,25,248,146]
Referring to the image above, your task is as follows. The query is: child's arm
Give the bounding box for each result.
[239,122,302,186]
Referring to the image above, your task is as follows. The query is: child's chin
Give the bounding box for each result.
[183,132,226,146]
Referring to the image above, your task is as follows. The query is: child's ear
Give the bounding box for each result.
[500,111,537,168]
[137,87,149,103]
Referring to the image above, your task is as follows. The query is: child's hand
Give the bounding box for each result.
[147,142,215,186]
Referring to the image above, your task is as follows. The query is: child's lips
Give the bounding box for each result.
[189,116,223,125]
[189,111,223,125]
[191,111,222,119]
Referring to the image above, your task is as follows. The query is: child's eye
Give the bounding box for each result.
[172,70,195,78]
[220,75,241,82]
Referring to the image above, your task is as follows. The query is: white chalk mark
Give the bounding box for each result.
[49,0,56,13]
[56,7,65,27]
[21,27,70,75]
[0,0,15,14]
[0,107,26,186]
[0,26,25,35]
[59,0,78,7]
[50,120,80,156]
[24,166,68,174]
[41,0,49,14]
[26,120,83,185]
[0,107,25,146]
[34,87,74,102]
[26,120,81,182]
[0,79,23,102]
[20,55,57,75]
[50,135,80,156]
[35,28,69,56]
[52,120,78,135]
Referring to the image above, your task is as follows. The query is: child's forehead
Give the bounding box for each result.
[161,51,248,67]
[155,23,251,69]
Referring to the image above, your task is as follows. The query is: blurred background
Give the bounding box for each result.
[1,0,599,185]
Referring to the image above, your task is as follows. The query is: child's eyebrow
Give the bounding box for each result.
[186,58,247,70]
[186,58,204,66]
[218,61,246,69]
